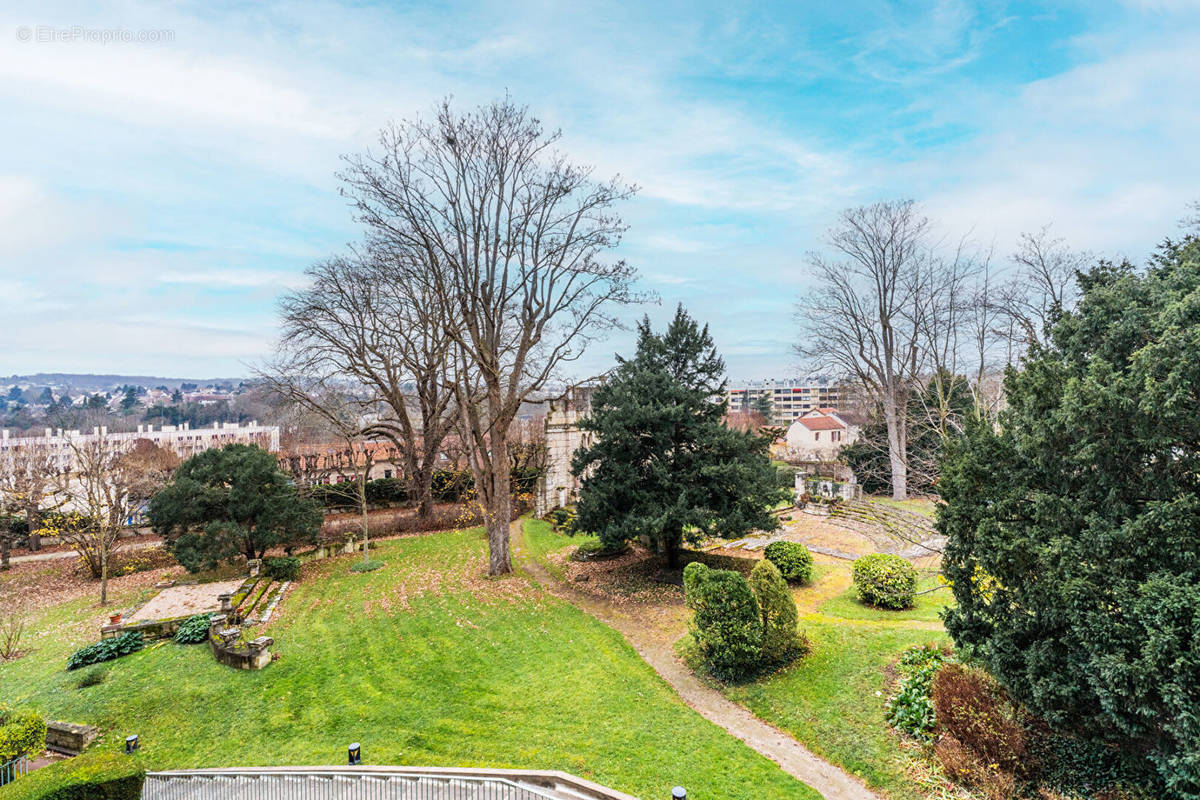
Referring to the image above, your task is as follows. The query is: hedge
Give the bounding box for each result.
[748,560,804,666]
[263,556,300,582]
[851,553,917,610]
[763,541,813,584]
[66,632,144,671]
[3,751,144,800]
[0,705,47,763]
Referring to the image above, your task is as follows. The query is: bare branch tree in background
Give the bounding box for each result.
[56,433,166,605]
[796,200,936,501]
[276,252,456,518]
[259,373,378,565]
[992,226,1089,359]
[340,98,642,575]
[0,448,62,568]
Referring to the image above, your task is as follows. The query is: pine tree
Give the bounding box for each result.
[572,305,786,566]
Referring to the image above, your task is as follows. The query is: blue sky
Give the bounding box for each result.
[2,0,1199,379]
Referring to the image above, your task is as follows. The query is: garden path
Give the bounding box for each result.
[511,521,883,800]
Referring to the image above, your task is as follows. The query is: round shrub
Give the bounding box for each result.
[0,704,47,762]
[173,613,212,645]
[748,559,805,666]
[349,558,384,573]
[763,541,814,584]
[852,553,917,609]
[683,562,762,680]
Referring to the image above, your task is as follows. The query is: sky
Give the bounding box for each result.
[2,0,1200,380]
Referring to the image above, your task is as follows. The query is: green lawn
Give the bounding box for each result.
[724,621,950,800]
[817,573,952,623]
[2,527,817,800]
[521,518,598,581]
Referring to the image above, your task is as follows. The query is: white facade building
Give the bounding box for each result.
[725,377,842,426]
[784,408,857,461]
[0,421,280,471]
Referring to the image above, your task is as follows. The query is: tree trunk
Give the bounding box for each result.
[415,462,435,518]
[100,545,109,606]
[359,470,370,561]
[485,431,513,576]
[664,524,683,569]
[1,536,10,570]
[26,506,41,552]
[884,396,908,501]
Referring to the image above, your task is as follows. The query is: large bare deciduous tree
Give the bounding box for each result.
[991,226,1088,359]
[340,98,641,574]
[276,253,456,518]
[56,433,166,605]
[796,200,973,501]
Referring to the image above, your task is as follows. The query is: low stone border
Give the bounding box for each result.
[44,721,98,756]
[207,615,274,670]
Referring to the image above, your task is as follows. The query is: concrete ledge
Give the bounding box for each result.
[45,720,98,755]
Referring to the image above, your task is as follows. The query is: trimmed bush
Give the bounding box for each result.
[683,562,762,681]
[0,704,47,762]
[74,666,107,689]
[66,632,144,671]
[349,558,384,573]
[364,477,407,507]
[775,465,797,489]
[306,482,359,510]
[172,613,212,645]
[763,541,813,584]
[263,556,300,582]
[3,751,144,800]
[851,553,917,609]
[748,559,805,666]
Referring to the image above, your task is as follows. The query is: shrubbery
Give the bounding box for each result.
[66,632,144,671]
[684,560,804,680]
[886,643,949,741]
[683,562,762,680]
[172,613,212,645]
[0,704,47,762]
[748,560,805,665]
[775,465,797,489]
[431,468,474,502]
[763,541,813,584]
[3,750,144,800]
[263,556,300,582]
[851,553,916,609]
[364,478,407,506]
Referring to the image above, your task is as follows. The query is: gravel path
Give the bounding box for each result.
[9,539,161,564]
[511,522,882,800]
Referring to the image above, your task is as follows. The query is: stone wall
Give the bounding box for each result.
[535,386,594,517]
[45,721,98,755]
[207,614,274,670]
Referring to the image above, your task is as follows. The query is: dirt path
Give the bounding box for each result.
[511,522,882,800]
[8,538,161,565]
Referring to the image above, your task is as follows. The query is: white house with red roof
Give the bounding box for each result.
[784,407,857,460]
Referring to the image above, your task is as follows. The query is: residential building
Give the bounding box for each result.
[0,421,280,472]
[725,377,842,426]
[784,408,858,461]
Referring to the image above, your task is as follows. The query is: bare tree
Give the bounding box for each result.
[339,98,641,574]
[259,374,377,566]
[796,200,939,501]
[277,252,456,518]
[0,447,63,563]
[55,433,165,605]
[993,226,1088,358]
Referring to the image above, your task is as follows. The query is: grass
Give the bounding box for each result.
[722,621,950,800]
[2,526,817,800]
[818,573,952,623]
[866,496,939,518]
[521,518,598,581]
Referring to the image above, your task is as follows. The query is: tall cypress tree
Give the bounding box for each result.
[572,305,786,566]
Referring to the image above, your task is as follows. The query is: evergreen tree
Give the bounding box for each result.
[572,305,786,566]
[751,393,774,421]
[148,444,322,572]
[939,237,1200,797]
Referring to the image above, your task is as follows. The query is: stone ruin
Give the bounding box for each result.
[534,386,595,517]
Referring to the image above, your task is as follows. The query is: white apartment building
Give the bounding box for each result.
[725,377,842,426]
[0,421,280,471]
